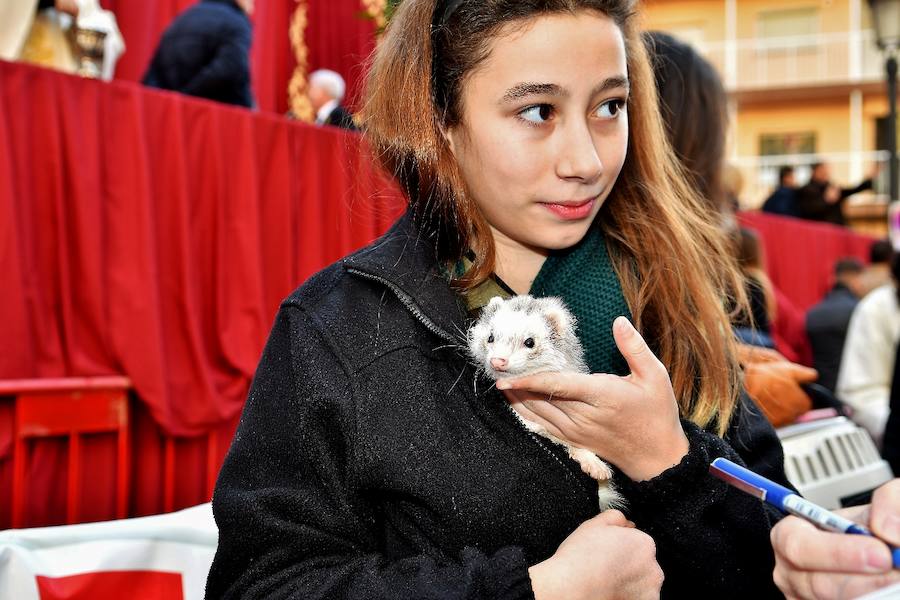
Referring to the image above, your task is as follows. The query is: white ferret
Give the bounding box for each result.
[467,295,624,511]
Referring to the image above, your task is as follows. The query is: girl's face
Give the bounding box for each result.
[447,11,629,256]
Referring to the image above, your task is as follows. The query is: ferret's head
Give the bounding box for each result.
[467,295,576,379]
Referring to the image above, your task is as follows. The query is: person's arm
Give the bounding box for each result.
[836,297,893,445]
[206,304,534,599]
[840,178,874,200]
[772,479,900,599]
[612,394,790,597]
[182,21,252,106]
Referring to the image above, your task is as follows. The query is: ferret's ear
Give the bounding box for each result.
[483,296,504,318]
[541,297,574,338]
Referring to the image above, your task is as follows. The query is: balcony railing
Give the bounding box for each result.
[698,30,884,90]
[731,150,890,208]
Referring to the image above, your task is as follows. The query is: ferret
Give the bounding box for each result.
[467,295,624,511]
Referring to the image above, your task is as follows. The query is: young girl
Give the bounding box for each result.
[206,1,791,598]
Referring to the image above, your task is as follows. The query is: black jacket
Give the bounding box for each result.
[806,283,860,393]
[761,186,798,217]
[324,104,358,131]
[206,212,790,599]
[796,179,873,225]
[142,0,254,108]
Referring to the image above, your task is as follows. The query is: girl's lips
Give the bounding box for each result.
[541,198,596,220]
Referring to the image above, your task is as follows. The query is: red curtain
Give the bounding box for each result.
[101,0,377,114]
[0,60,403,526]
[738,212,877,312]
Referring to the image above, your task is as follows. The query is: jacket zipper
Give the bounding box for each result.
[348,267,589,499]
[346,268,456,343]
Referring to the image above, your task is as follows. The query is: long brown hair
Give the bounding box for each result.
[364,0,746,436]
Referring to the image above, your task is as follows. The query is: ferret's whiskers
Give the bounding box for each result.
[447,365,466,395]
[432,343,458,352]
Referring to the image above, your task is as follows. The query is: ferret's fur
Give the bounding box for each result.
[467,295,624,511]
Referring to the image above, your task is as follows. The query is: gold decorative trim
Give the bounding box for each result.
[288,0,313,122]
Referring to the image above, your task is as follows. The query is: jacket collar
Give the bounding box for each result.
[203,0,246,15]
[342,211,468,343]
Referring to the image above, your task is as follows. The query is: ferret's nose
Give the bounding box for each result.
[490,357,508,371]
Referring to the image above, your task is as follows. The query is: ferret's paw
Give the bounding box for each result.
[570,448,613,480]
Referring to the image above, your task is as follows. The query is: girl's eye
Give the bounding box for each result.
[487,334,494,344]
[518,104,554,124]
[524,338,535,348]
[595,98,626,119]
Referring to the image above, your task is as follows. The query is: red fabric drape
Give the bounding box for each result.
[102,0,377,114]
[0,60,402,526]
[1,59,402,435]
[738,211,877,312]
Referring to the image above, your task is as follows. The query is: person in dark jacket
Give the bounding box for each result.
[762,166,799,217]
[806,258,865,393]
[207,3,792,599]
[309,69,358,130]
[795,161,875,226]
[142,0,254,108]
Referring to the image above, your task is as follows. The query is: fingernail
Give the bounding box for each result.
[496,381,510,390]
[866,547,893,572]
[613,316,630,334]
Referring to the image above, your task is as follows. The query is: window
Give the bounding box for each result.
[756,8,819,40]
[759,132,817,157]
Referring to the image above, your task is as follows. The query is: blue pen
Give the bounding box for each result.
[709,457,900,568]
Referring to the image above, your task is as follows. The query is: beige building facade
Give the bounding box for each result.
[642,0,893,234]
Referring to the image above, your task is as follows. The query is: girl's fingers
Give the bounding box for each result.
[496,371,622,407]
[611,317,667,384]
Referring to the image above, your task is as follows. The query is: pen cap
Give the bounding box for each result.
[710,457,795,505]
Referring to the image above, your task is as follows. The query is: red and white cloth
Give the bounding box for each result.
[0,504,217,600]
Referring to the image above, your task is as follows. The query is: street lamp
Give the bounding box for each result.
[868,0,900,244]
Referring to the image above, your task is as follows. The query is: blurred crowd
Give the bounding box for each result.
[649,32,900,477]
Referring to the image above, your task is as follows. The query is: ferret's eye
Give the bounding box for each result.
[487,334,494,344]
[524,338,535,348]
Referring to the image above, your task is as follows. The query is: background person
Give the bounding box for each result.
[806,258,865,394]
[860,239,895,298]
[836,253,900,447]
[308,68,358,130]
[762,165,799,217]
[142,0,254,108]
[795,161,875,226]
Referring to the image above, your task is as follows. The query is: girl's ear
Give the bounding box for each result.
[443,124,459,157]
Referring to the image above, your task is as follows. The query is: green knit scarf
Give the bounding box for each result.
[530,225,632,377]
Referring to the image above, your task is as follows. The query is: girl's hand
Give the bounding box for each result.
[497,316,688,481]
[529,510,664,600]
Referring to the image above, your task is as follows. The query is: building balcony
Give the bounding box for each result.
[732,149,890,237]
[699,30,884,92]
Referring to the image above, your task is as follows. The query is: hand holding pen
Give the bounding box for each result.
[710,459,900,599]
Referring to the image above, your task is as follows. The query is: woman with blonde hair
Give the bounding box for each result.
[206,2,791,598]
